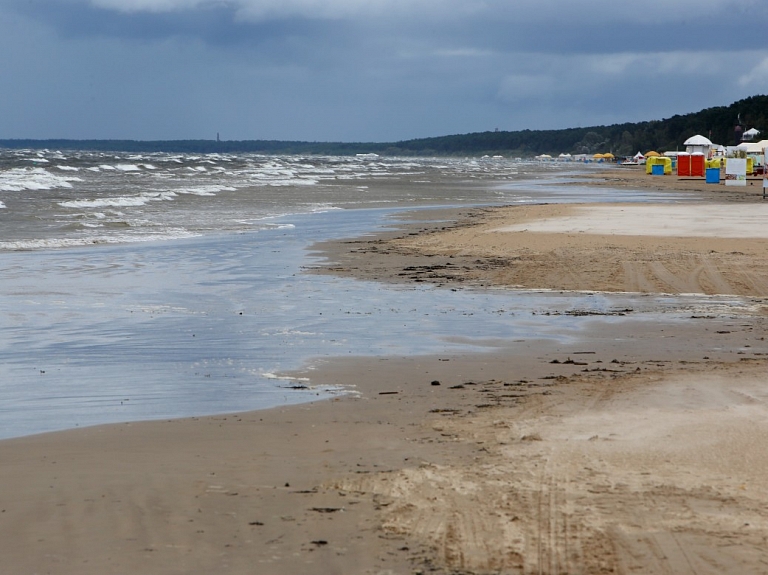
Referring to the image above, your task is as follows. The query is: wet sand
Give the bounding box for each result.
[3,166,768,574]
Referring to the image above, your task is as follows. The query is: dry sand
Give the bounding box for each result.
[3,167,768,574]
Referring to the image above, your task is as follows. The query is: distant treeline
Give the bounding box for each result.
[3,95,767,158]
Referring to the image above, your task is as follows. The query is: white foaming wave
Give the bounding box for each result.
[309,204,344,213]
[0,229,201,251]
[0,168,82,192]
[175,185,236,196]
[261,373,311,382]
[60,197,148,208]
[0,201,6,209]
[115,164,142,172]
[56,165,80,172]
[270,178,318,187]
[235,164,319,187]
[253,222,296,230]
[243,174,319,187]
[335,173,378,180]
[59,191,177,209]
[246,204,344,229]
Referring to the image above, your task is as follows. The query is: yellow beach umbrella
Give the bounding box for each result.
[645,150,660,157]
[603,152,615,159]
[592,153,604,158]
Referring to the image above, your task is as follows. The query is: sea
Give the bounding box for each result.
[0,148,744,439]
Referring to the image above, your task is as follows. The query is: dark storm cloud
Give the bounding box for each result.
[7,0,343,48]
[2,0,768,141]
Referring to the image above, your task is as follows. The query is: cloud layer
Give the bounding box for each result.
[2,0,768,141]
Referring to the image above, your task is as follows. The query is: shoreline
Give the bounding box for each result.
[4,167,768,574]
[309,167,768,297]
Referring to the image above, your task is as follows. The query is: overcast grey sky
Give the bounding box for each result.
[3,0,768,142]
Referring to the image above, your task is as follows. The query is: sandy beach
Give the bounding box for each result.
[3,166,768,574]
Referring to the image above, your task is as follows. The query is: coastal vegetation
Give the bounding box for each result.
[2,95,766,158]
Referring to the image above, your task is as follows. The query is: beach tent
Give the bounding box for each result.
[743,128,761,141]
[683,135,713,156]
[646,156,672,175]
[736,139,768,154]
[683,135,712,146]
[633,151,645,160]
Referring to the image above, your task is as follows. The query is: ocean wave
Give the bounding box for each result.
[175,185,237,196]
[0,167,82,192]
[58,191,176,209]
[309,204,344,213]
[259,223,296,230]
[0,229,200,251]
[249,177,319,187]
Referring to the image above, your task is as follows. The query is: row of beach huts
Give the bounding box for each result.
[536,133,768,186]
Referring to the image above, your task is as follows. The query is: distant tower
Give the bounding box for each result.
[217,132,220,143]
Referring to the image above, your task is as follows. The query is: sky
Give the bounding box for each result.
[3,0,768,142]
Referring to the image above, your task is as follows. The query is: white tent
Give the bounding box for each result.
[742,128,761,141]
[684,135,712,146]
[683,134,713,155]
[735,139,768,154]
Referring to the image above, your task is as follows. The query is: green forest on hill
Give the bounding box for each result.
[2,95,767,158]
